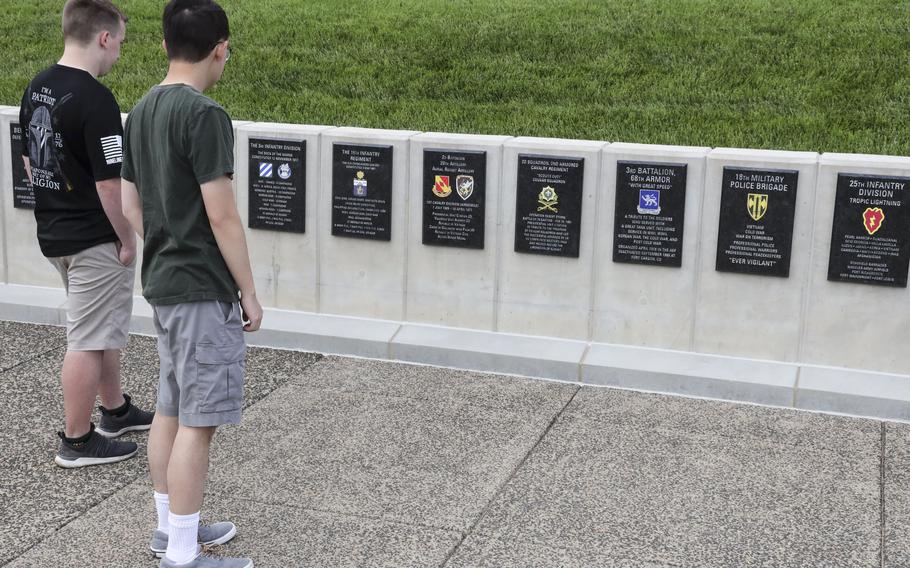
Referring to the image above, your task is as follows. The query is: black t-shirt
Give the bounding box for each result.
[19,64,122,257]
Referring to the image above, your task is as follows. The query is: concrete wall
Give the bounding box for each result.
[802,153,910,375]
[318,127,419,321]
[406,132,511,329]
[595,143,710,350]
[236,122,332,313]
[0,109,9,284]
[694,148,819,362]
[3,112,910,420]
[497,137,607,340]
[0,108,57,288]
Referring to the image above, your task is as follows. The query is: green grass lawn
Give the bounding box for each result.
[1,0,909,154]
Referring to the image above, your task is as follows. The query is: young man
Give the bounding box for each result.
[19,0,154,469]
[121,1,262,566]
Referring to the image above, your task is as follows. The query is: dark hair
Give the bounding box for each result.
[162,0,230,63]
[62,0,127,45]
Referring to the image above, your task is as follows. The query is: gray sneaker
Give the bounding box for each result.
[54,424,138,468]
[159,549,253,568]
[149,522,238,558]
[97,393,155,438]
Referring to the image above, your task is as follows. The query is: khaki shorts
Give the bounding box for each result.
[48,241,135,351]
[153,301,246,428]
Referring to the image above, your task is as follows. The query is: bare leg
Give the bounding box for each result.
[148,413,180,494]
[98,349,125,410]
[167,425,217,515]
[60,350,103,438]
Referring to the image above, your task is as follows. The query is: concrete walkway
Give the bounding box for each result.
[0,320,907,567]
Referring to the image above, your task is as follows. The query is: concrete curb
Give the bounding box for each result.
[2,282,907,422]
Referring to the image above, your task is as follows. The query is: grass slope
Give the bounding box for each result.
[1,0,908,154]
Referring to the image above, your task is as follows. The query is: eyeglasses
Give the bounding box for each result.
[210,40,231,62]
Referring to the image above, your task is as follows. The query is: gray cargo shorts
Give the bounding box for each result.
[153,300,246,427]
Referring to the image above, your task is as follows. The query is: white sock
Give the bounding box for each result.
[154,492,170,533]
[166,511,200,565]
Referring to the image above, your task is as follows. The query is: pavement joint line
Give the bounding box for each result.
[226,495,463,534]
[3,323,890,565]
[0,343,65,375]
[437,384,583,568]
[881,421,886,568]
[1,337,320,566]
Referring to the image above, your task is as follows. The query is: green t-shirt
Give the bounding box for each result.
[122,84,238,306]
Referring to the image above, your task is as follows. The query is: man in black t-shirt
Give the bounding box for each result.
[19,0,152,469]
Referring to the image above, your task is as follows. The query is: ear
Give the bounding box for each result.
[214,41,229,61]
[162,39,167,52]
[98,30,112,48]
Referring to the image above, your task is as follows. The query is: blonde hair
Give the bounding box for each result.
[62,0,127,45]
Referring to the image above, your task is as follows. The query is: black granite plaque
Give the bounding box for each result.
[613,161,688,267]
[715,167,799,277]
[331,143,393,240]
[248,138,305,233]
[514,154,584,257]
[10,122,34,209]
[422,149,486,249]
[827,173,910,287]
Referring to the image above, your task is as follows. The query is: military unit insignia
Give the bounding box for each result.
[353,170,368,197]
[433,175,452,198]
[863,207,885,235]
[278,163,292,180]
[747,193,768,221]
[258,162,273,178]
[537,186,558,213]
[456,175,474,201]
[637,190,661,215]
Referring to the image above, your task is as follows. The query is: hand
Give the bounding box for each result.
[239,291,262,332]
[115,240,136,266]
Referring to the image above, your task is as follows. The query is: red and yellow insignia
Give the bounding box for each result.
[432,175,451,198]
[863,207,885,235]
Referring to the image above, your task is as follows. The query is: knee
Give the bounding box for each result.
[198,425,218,443]
[201,426,217,442]
[179,424,217,443]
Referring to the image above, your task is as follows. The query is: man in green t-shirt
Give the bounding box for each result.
[121,1,261,566]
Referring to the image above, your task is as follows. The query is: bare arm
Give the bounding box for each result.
[200,175,262,332]
[96,178,136,266]
[121,179,143,237]
[22,157,32,184]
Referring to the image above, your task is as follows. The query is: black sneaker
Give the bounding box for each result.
[97,393,154,438]
[54,424,138,468]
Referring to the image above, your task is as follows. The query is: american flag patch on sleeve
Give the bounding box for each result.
[100,135,123,165]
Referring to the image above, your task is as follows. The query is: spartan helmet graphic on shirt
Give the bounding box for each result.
[29,106,56,171]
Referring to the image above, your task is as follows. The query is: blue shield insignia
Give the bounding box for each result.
[637,190,660,215]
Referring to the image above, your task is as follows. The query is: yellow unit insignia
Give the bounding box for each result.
[747,193,768,221]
